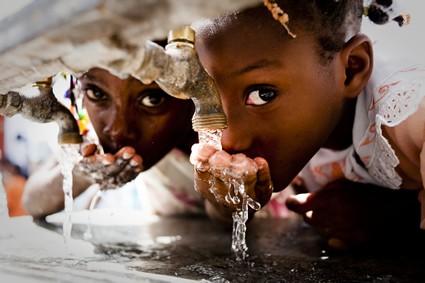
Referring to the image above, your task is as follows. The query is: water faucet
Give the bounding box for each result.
[130,26,227,132]
[0,77,83,144]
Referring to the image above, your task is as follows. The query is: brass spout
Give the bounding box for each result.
[132,26,227,132]
[0,77,82,144]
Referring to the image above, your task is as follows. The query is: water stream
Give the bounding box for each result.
[197,129,261,261]
[60,144,81,243]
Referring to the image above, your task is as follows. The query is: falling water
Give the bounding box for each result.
[60,144,81,243]
[197,129,261,261]
[198,130,223,151]
[229,180,261,261]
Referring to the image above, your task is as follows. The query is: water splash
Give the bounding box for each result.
[230,180,261,261]
[60,144,81,243]
[197,129,261,261]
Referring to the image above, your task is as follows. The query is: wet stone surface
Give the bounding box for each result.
[34,214,425,283]
[2,213,425,282]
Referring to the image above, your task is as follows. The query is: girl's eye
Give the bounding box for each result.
[84,85,107,101]
[246,88,276,106]
[140,92,166,107]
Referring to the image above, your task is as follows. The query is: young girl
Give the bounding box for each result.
[190,0,425,248]
[22,66,204,217]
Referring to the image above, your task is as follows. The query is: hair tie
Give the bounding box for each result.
[364,0,410,27]
[263,0,296,38]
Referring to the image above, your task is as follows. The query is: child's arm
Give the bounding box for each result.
[22,145,143,218]
[286,179,422,250]
[190,143,273,223]
[22,155,93,218]
[381,96,425,229]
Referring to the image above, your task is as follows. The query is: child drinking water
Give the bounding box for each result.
[22,65,203,218]
[190,0,425,249]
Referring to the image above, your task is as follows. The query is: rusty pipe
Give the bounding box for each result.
[0,77,82,144]
[130,26,227,132]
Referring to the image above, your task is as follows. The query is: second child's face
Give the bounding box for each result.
[79,68,194,170]
[195,17,348,191]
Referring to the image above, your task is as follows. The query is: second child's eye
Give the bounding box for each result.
[246,88,276,106]
[139,92,166,107]
[84,85,107,101]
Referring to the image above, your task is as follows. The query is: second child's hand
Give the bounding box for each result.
[79,144,143,190]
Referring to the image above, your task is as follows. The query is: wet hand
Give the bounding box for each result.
[78,144,143,190]
[190,143,273,215]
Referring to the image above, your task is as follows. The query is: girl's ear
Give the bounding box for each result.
[340,34,373,99]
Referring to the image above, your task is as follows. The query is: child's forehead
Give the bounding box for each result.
[82,68,112,81]
[198,10,287,44]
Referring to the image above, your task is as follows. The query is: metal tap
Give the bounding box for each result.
[131,26,227,132]
[0,77,82,144]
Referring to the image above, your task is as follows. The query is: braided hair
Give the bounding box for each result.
[196,0,408,64]
[263,0,409,63]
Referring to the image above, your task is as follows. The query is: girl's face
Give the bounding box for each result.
[79,67,194,170]
[195,17,350,191]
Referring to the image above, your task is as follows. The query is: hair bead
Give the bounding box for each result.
[263,0,296,38]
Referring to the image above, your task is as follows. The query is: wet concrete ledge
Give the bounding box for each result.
[2,211,425,282]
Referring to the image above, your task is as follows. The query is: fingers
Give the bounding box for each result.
[190,143,218,172]
[209,150,232,175]
[230,153,258,178]
[81,143,98,157]
[104,146,143,177]
[83,153,115,166]
[191,145,274,213]
[115,146,143,171]
[253,157,273,207]
[285,193,312,213]
[115,146,135,159]
[129,154,143,172]
[78,146,143,189]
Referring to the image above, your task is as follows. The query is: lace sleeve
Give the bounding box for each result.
[359,63,425,189]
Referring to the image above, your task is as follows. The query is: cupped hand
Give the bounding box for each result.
[78,144,143,190]
[285,179,421,250]
[190,143,273,216]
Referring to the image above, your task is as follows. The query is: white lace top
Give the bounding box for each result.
[299,55,425,192]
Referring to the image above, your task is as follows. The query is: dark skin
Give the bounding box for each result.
[286,179,422,249]
[22,67,198,217]
[192,13,371,204]
[77,67,198,188]
[190,6,423,248]
[80,67,196,169]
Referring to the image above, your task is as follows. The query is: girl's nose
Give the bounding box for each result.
[103,111,137,145]
[220,122,251,153]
